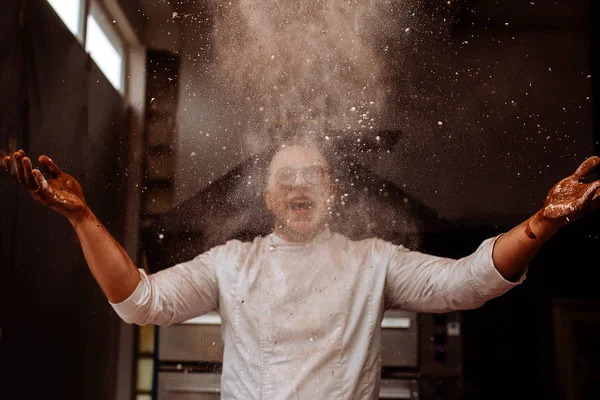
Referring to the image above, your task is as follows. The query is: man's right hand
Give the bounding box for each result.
[4,149,141,303]
[3,150,89,222]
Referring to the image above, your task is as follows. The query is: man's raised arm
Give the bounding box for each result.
[3,150,140,303]
[492,156,600,281]
[384,156,599,313]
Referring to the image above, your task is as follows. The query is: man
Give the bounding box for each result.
[3,144,600,399]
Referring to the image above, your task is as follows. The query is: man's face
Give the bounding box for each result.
[264,145,334,242]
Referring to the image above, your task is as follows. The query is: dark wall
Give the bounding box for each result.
[0,1,130,399]
[592,0,600,155]
[116,0,145,42]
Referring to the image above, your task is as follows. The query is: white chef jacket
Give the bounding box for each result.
[111,228,524,399]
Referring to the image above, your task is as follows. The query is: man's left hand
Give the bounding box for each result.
[539,156,600,228]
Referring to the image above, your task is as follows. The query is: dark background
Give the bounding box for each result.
[0,0,599,399]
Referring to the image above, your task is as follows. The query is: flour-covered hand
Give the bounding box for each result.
[539,156,600,227]
[3,150,89,221]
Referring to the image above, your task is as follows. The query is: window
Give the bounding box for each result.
[46,0,126,94]
[47,0,84,39]
[86,6,125,92]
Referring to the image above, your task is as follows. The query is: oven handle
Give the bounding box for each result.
[381,316,411,329]
[379,389,413,399]
[181,313,222,325]
[379,381,416,399]
[165,386,220,394]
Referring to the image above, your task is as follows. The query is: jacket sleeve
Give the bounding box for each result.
[383,234,526,313]
[109,248,221,326]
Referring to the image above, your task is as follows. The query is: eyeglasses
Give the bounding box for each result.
[273,166,329,186]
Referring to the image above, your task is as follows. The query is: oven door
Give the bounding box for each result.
[157,372,419,400]
[159,313,224,362]
[380,378,420,399]
[380,310,419,368]
[158,372,220,400]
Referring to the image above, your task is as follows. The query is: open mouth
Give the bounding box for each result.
[287,197,315,212]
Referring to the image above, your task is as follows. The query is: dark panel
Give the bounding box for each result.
[116,0,145,42]
[79,62,129,400]
[0,0,22,308]
[0,0,25,397]
[1,1,128,400]
[1,1,90,399]
[465,0,589,30]
[591,0,600,155]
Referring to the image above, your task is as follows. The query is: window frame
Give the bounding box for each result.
[86,0,127,94]
[46,0,128,96]
[79,0,90,45]
[47,0,85,42]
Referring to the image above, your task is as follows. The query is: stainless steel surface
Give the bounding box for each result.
[379,378,419,399]
[158,372,220,400]
[381,310,419,368]
[381,316,411,329]
[158,372,418,400]
[159,314,223,362]
[181,313,222,325]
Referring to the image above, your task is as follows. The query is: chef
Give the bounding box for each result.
[3,143,599,399]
